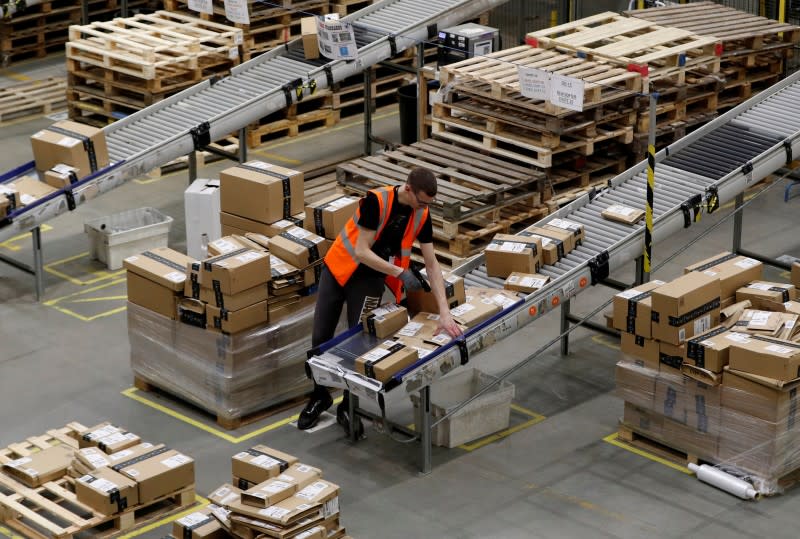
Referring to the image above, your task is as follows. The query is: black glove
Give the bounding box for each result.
[398,268,423,292]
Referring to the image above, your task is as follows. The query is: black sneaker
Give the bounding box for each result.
[297,390,333,430]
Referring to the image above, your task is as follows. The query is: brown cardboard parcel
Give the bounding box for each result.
[267,227,328,273]
[684,252,763,299]
[173,508,228,539]
[542,218,584,250]
[76,442,158,472]
[722,367,800,423]
[246,480,339,526]
[124,248,193,293]
[623,401,664,439]
[44,164,80,189]
[30,120,110,175]
[220,162,304,224]
[236,462,324,508]
[521,226,572,264]
[362,303,408,339]
[116,448,194,503]
[356,341,419,382]
[614,361,656,410]
[728,336,800,381]
[651,272,720,344]
[207,235,266,257]
[2,445,74,488]
[76,467,139,515]
[449,295,502,328]
[731,310,786,337]
[126,271,179,320]
[736,281,797,310]
[484,234,542,278]
[208,483,242,507]
[601,204,644,225]
[232,446,298,486]
[685,326,750,373]
[201,249,270,295]
[79,422,141,453]
[304,194,358,240]
[621,333,659,371]
[200,283,269,312]
[612,279,667,338]
[395,312,465,347]
[301,16,319,60]
[10,176,58,206]
[220,211,305,238]
[406,273,466,314]
[793,262,800,288]
[504,272,550,294]
[207,300,269,334]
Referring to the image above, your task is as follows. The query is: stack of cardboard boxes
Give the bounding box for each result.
[189,445,348,539]
[616,254,800,489]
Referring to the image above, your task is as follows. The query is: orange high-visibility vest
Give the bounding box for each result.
[325,186,429,301]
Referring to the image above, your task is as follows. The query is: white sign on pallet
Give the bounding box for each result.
[224,0,249,25]
[317,18,358,60]
[188,0,213,15]
[518,67,550,101]
[549,73,584,112]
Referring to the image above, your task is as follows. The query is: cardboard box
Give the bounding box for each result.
[521,226,572,262]
[659,341,685,372]
[267,227,328,274]
[207,235,266,257]
[542,218,585,249]
[684,252,762,300]
[276,463,322,489]
[173,508,228,539]
[10,176,58,206]
[232,446,298,486]
[728,335,800,381]
[220,161,304,224]
[208,483,242,507]
[654,371,687,423]
[201,249,270,295]
[185,178,221,260]
[79,423,141,453]
[615,361,656,409]
[722,367,800,423]
[0,183,20,218]
[466,287,522,310]
[126,271,179,319]
[76,442,157,472]
[684,378,721,434]
[395,312,462,347]
[731,309,786,337]
[200,282,269,312]
[220,211,305,238]
[793,262,800,289]
[504,272,549,294]
[601,204,644,225]
[663,417,719,460]
[304,194,358,240]
[207,300,269,334]
[356,341,419,382]
[241,478,297,508]
[685,326,748,373]
[301,16,319,60]
[612,280,667,338]
[115,448,194,503]
[30,120,110,175]
[247,480,339,526]
[718,407,798,478]
[651,272,721,345]
[229,511,324,539]
[178,298,206,328]
[621,333,659,371]
[623,401,664,439]
[76,467,139,515]
[736,281,797,310]
[362,303,408,338]
[449,295,502,328]
[406,272,466,314]
[44,164,80,189]
[2,445,74,488]
[124,248,193,293]
[485,234,542,278]
[777,313,800,340]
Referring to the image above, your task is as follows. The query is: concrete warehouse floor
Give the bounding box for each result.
[1,55,800,539]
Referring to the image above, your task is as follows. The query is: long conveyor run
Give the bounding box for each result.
[307,70,800,460]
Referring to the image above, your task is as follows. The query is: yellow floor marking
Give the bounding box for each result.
[0,224,53,252]
[117,494,209,538]
[44,277,127,321]
[720,191,757,211]
[249,150,302,165]
[0,524,24,538]
[524,481,637,525]
[592,334,620,351]
[44,251,126,286]
[603,432,692,475]
[123,387,342,444]
[460,403,546,451]
[779,270,791,280]
[69,295,129,303]
[1,71,30,82]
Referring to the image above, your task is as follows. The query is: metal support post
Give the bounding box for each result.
[634,255,645,286]
[419,385,432,475]
[348,393,359,442]
[560,298,571,356]
[732,192,744,254]
[187,151,198,184]
[121,0,128,17]
[566,314,619,337]
[81,0,89,24]
[416,43,426,142]
[238,128,247,163]
[32,226,44,301]
[363,68,374,156]
[642,92,657,284]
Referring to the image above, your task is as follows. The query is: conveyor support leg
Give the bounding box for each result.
[419,385,432,475]
[188,151,198,185]
[560,299,570,356]
[32,226,43,302]
[364,68,374,156]
[348,393,359,442]
[238,128,247,163]
[732,192,744,254]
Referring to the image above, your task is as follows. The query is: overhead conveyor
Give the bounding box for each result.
[0,0,508,298]
[307,69,800,472]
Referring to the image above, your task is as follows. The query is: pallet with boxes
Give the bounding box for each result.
[613,254,800,495]
[0,422,197,538]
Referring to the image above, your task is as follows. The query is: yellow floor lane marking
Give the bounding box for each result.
[603,432,692,475]
[69,295,129,303]
[117,494,209,538]
[0,224,53,252]
[1,70,30,82]
[460,403,546,451]
[0,525,25,538]
[249,150,302,165]
[44,251,126,286]
[123,387,342,444]
[592,334,620,351]
[44,277,127,321]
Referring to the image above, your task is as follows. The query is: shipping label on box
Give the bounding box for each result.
[736,281,797,310]
[173,508,227,539]
[124,248,194,292]
[522,226,572,262]
[241,479,297,507]
[450,296,502,328]
[44,164,80,189]
[268,227,328,284]
[76,442,156,471]
[612,280,666,338]
[543,218,584,249]
[362,303,408,338]
[684,252,763,299]
[731,309,785,337]
[356,341,419,382]
[395,312,463,346]
[685,326,743,373]
[30,120,110,175]
[76,467,139,515]
[115,448,194,504]
[201,248,270,295]
[601,204,644,225]
[79,423,140,453]
[304,194,358,240]
[232,446,298,486]
[208,483,242,507]
[504,272,549,294]
[406,272,466,314]
[485,234,542,278]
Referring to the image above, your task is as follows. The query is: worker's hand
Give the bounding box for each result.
[436,312,463,339]
[398,268,424,292]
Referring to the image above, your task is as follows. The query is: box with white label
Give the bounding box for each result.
[684,252,763,300]
[304,194,358,240]
[542,218,584,250]
[30,119,109,176]
[651,272,721,345]
[612,280,667,338]
[484,234,542,278]
[172,508,227,539]
[124,248,195,319]
[728,336,800,381]
[267,226,329,274]
[356,341,419,382]
[504,272,549,294]
[736,281,797,310]
[685,327,748,373]
[115,448,195,504]
[601,204,645,225]
[362,303,408,338]
[185,179,222,260]
[232,446,298,486]
[406,272,466,314]
[79,422,141,453]
[76,467,139,515]
[200,249,270,295]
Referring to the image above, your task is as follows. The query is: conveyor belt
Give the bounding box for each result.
[308,69,800,403]
[0,0,507,243]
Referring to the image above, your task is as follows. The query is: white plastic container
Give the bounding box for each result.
[411,368,515,448]
[85,207,173,270]
[184,178,221,260]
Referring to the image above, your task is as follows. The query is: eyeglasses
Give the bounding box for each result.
[411,188,435,208]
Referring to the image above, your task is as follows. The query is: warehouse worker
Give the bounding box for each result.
[298,167,463,431]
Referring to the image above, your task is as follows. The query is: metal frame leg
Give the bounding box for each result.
[560,298,570,356]
[634,255,645,286]
[32,227,43,302]
[419,385,432,475]
[238,127,247,163]
[363,68,374,156]
[188,151,198,184]
[732,192,744,254]
[348,393,359,442]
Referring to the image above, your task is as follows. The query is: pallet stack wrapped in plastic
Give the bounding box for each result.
[615,254,800,494]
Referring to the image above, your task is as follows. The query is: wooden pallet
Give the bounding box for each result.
[440,44,642,113]
[631,110,717,154]
[329,0,376,17]
[526,12,722,83]
[625,1,800,58]
[617,424,702,467]
[66,11,244,80]
[0,77,66,124]
[546,152,628,193]
[86,0,151,22]
[0,20,76,66]
[0,424,85,466]
[246,107,340,147]
[332,72,408,110]
[545,175,612,209]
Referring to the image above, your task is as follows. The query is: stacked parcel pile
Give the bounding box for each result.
[615,255,800,493]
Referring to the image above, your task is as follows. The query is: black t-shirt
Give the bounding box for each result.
[348,187,432,280]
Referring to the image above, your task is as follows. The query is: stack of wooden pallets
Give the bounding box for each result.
[0,77,67,125]
[0,0,82,67]
[66,10,245,125]
[436,44,638,209]
[329,0,377,18]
